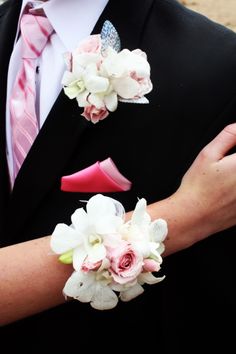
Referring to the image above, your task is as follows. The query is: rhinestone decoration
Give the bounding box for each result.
[101,20,121,54]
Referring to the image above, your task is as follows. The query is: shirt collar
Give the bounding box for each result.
[19,0,109,51]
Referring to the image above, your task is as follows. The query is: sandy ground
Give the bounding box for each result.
[180,0,236,31]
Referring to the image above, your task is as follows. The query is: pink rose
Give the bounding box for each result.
[76,34,101,54]
[82,105,109,124]
[143,259,161,273]
[108,241,143,284]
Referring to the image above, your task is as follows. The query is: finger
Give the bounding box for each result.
[220,152,236,169]
[204,123,236,161]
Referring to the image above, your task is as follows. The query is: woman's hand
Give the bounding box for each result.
[178,123,236,237]
[145,123,236,255]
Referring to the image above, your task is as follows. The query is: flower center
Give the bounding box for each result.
[76,80,85,93]
[96,270,112,284]
[89,234,102,246]
[119,254,133,269]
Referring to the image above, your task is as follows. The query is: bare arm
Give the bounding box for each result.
[1,124,236,325]
[0,236,73,326]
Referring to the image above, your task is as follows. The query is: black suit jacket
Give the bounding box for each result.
[1,0,236,352]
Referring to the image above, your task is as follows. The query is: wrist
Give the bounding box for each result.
[146,191,210,256]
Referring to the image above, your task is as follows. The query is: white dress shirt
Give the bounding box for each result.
[6,0,109,182]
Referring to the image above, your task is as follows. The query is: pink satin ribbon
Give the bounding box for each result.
[61,157,132,192]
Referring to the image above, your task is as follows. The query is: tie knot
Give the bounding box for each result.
[20,14,54,59]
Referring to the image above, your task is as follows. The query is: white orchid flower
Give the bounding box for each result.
[63,270,118,310]
[120,198,168,259]
[101,47,151,99]
[51,194,125,272]
[62,65,86,99]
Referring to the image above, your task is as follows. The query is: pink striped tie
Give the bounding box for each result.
[10,14,54,180]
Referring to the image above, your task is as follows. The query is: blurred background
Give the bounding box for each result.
[0,1,235,32]
[180,0,236,31]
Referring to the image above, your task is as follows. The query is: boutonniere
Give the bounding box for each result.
[61,21,153,124]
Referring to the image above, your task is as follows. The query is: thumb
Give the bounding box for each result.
[204,123,236,161]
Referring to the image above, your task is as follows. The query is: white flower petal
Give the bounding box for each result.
[73,247,87,271]
[88,243,106,263]
[61,71,76,86]
[85,75,109,94]
[132,48,147,59]
[88,93,104,109]
[149,243,163,262]
[122,49,150,77]
[50,223,82,254]
[110,197,126,218]
[103,233,123,248]
[98,258,111,271]
[76,90,89,107]
[120,283,144,302]
[110,283,126,292]
[149,219,168,242]
[86,194,117,219]
[156,242,165,255]
[74,53,101,68]
[95,215,123,234]
[72,64,84,79]
[71,208,89,233]
[104,92,118,112]
[119,96,149,104]
[64,85,80,100]
[91,284,118,310]
[112,76,140,99]
[84,62,98,76]
[131,198,151,228]
[101,48,124,77]
[138,272,165,285]
[63,271,95,302]
[131,240,151,258]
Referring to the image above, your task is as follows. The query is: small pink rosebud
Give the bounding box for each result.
[82,105,109,124]
[143,259,161,272]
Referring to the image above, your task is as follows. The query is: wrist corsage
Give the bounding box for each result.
[50,194,168,310]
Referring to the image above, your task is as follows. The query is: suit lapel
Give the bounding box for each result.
[0,0,21,239]
[93,0,154,50]
[5,0,154,239]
